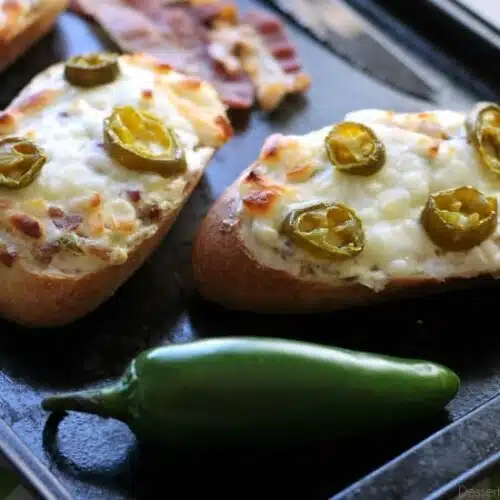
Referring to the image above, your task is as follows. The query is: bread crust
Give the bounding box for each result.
[0,0,69,73]
[1,161,211,328]
[192,168,500,314]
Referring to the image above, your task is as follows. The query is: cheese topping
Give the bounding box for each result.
[0,0,38,33]
[237,108,500,290]
[0,53,231,274]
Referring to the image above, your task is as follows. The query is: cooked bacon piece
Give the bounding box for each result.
[190,1,239,26]
[48,206,84,231]
[70,1,309,111]
[84,3,166,53]
[10,214,42,239]
[33,241,60,266]
[79,1,254,109]
[138,202,162,223]
[87,244,112,261]
[48,206,64,218]
[239,9,310,110]
[140,2,255,109]
[126,189,142,203]
[0,242,17,267]
[52,214,83,231]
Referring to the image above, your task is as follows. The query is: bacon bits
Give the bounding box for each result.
[10,213,42,239]
[0,243,17,267]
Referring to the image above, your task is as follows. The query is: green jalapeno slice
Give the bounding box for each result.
[325,121,386,176]
[58,233,84,255]
[0,137,46,189]
[64,52,120,87]
[281,202,365,260]
[103,105,187,176]
[421,186,497,251]
[466,102,500,174]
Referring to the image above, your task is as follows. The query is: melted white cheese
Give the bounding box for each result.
[0,55,220,274]
[238,109,500,290]
[0,0,38,30]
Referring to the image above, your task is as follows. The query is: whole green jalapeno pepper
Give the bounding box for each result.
[41,337,460,446]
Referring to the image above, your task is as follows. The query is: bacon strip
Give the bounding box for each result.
[68,1,310,111]
[140,2,255,109]
[74,0,254,109]
[239,9,311,110]
[0,242,17,267]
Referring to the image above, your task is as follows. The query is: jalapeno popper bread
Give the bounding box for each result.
[193,104,500,313]
[0,52,232,327]
[0,0,69,73]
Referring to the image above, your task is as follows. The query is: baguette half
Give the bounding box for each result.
[193,107,500,313]
[0,52,232,327]
[0,0,69,73]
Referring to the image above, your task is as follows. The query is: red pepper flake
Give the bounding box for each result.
[10,213,42,239]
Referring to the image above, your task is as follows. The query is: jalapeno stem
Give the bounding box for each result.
[42,383,129,421]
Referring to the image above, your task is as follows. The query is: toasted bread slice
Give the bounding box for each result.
[193,107,500,313]
[0,52,232,327]
[0,0,69,73]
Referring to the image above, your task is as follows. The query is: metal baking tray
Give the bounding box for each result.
[2,1,500,499]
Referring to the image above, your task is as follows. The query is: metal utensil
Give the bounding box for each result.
[266,0,436,101]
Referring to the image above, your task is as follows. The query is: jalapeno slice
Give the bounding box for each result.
[0,137,46,189]
[58,233,84,255]
[466,102,500,174]
[281,202,365,260]
[103,106,187,177]
[325,121,386,176]
[64,52,120,87]
[421,186,497,251]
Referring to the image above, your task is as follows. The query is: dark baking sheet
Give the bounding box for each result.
[2,1,500,499]
[354,0,500,98]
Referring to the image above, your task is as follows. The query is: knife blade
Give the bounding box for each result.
[264,0,436,102]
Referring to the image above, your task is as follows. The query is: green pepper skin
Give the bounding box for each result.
[41,337,460,446]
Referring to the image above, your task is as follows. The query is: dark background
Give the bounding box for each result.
[1,1,500,499]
